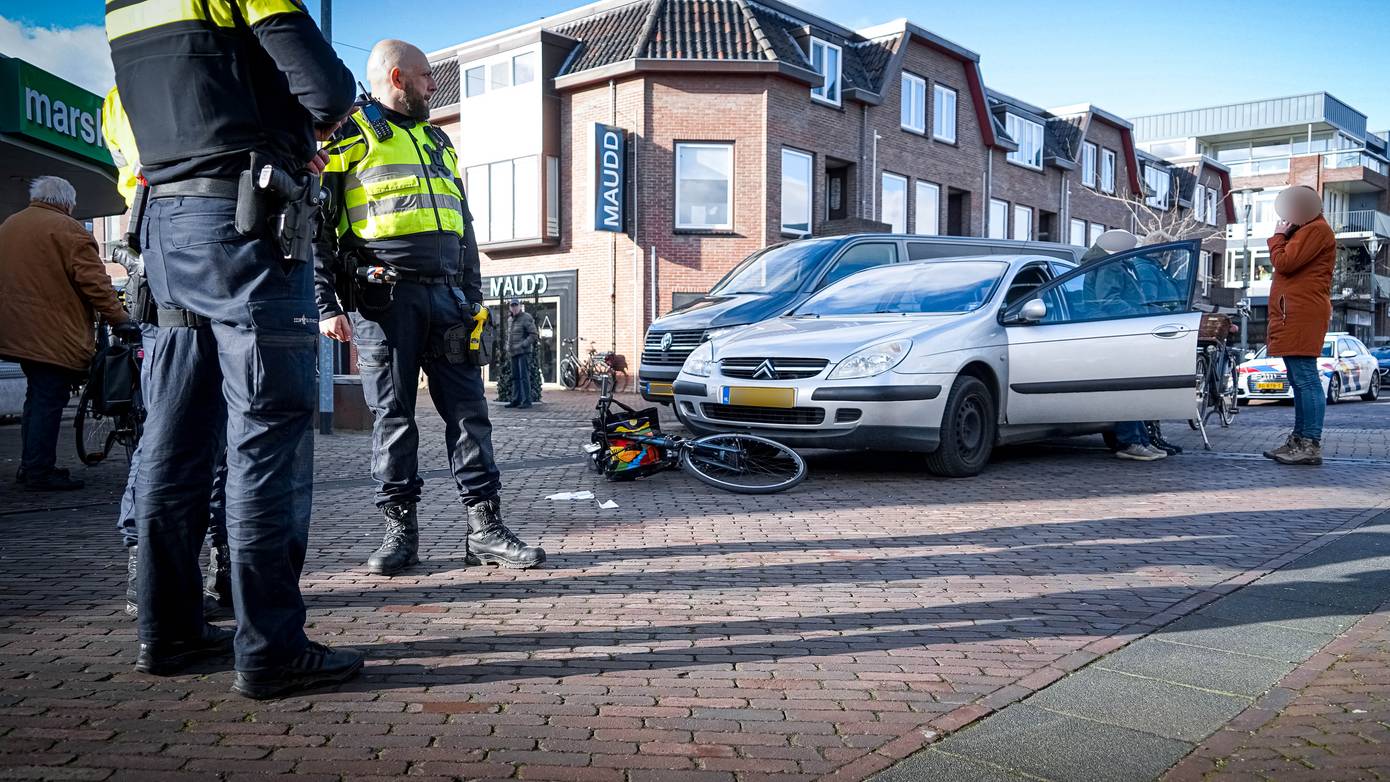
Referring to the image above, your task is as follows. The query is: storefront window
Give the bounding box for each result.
[675,143,733,231]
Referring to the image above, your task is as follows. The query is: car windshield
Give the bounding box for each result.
[1321,342,1335,358]
[795,261,1007,317]
[709,240,838,295]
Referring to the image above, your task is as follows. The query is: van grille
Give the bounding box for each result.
[641,329,705,366]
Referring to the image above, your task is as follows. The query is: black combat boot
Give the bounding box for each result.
[366,503,420,576]
[203,542,232,620]
[465,498,545,569]
[125,545,139,617]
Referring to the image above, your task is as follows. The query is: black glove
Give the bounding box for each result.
[111,321,142,342]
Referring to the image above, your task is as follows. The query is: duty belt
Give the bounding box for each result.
[390,270,469,287]
[148,177,239,200]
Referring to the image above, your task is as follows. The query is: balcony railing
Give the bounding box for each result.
[1327,210,1390,237]
[1324,151,1390,175]
[1331,271,1390,301]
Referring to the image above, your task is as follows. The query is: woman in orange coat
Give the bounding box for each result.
[1263,186,1336,466]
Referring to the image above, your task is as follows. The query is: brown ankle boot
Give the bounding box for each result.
[1273,436,1323,466]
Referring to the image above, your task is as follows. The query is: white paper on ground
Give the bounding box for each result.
[598,499,619,509]
[546,491,595,501]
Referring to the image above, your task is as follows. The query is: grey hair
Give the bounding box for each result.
[29,176,77,211]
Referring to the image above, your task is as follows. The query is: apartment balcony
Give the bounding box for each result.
[1331,271,1390,306]
[1226,210,1390,243]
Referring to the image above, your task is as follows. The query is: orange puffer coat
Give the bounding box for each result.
[1266,215,1335,358]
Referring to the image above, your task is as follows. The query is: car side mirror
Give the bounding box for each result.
[1244,351,1256,361]
[1018,298,1047,323]
[1340,350,1358,359]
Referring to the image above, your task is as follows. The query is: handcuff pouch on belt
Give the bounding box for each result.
[443,304,495,367]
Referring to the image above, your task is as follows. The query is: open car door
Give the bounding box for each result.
[1001,240,1203,424]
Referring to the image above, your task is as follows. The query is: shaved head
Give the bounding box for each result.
[367,39,436,119]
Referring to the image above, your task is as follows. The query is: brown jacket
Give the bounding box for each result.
[1266,215,1335,358]
[0,202,128,371]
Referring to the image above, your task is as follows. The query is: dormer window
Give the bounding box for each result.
[1005,113,1043,170]
[809,38,842,106]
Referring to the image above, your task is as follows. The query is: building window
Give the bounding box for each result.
[1081,142,1097,187]
[988,198,1009,240]
[1200,251,1212,296]
[1012,205,1032,241]
[512,52,536,86]
[464,155,541,244]
[546,156,560,237]
[810,39,842,106]
[900,73,926,133]
[1070,218,1088,247]
[915,181,940,235]
[881,172,908,234]
[933,84,957,143]
[1145,165,1171,209]
[1005,114,1043,170]
[675,142,734,231]
[1194,184,1206,222]
[490,61,510,90]
[781,148,813,236]
[1088,222,1105,246]
[465,66,486,98]
[1206,187,1219,226]
[1100,148,1116,193]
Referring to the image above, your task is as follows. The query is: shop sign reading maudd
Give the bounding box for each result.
[488,273,550,299]
[0,58,113,167]
[593,123,626,233]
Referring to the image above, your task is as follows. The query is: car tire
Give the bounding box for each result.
[1362,371,1380,402]
[925,375,996,478]
[1327,373,1342,405]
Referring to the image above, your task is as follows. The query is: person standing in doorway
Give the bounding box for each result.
[505,298,539,410]
[1263,186,1336,466]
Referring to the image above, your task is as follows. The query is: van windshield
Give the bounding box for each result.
[710,240,838,295]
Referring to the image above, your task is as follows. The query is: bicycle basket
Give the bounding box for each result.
[87,342,139,416]
[591,404,665,480]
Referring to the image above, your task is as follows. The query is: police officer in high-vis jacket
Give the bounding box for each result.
[315,39,544,576]
[106,0,362,699]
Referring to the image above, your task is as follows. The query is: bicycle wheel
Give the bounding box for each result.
[1189,353,1209,430]
[680,433,807,494]
[1218,358,1238,427]
[75,387,115,465]
[559,359,579,390]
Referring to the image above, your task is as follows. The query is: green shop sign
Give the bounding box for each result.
[0,57,113,168]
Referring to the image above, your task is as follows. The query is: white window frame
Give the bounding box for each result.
[914,181,940,235]
[1145,165,1172,210]
[1100,148,1116,193]
[1088,222,1105,246]
[464,65,486,98]
[810,39,842,107]
[988,198,1009,240]
[675,142,735,232]
[1081,142,1097,187]
[933,84,957,144]
[1206,188,1219,226]
[880,172,908,234]
[512,52,536,86]
[900,72,926,134]
[1069,218,1088,247]
[780,147,814,237]
[1200,251,1212,296]
[1194,184,1206,222]
[1012,205,1032,241]
[1005,114,1044,170]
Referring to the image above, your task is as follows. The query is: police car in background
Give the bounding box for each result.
[1237,333,1382,404]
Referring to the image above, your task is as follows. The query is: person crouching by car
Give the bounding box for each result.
[505,298,539,409]
[1263,186,1336,466]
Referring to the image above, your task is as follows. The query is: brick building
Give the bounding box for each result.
[416,0,1231,381]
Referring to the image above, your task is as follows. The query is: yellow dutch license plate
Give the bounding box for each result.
[723,386,795,408]
[1256,382,1285,391]
[647,382,674,397]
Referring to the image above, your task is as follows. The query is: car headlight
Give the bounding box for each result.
[682,341,716,377]
[829,340,912,380]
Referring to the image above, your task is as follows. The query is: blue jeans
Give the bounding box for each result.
[135,195,317,672]
[351,283,500,508]
[18,360,79,478]
[1114,421,1150,447]
[1285,356,1325,442]
[511,353,533,406]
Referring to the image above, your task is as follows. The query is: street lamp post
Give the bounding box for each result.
[1367,235,1385,346]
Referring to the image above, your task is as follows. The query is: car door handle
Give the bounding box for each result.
[1151,325,1185,339]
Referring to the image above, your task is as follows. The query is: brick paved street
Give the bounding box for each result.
[2,392,1389,780]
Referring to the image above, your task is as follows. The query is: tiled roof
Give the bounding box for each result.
[430,58,460,110]
[854,36,899,92]
[555,1,653,74]
[1046,117,1082,163]
[645,0,764,59]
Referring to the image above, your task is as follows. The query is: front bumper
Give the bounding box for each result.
[672,370,950,451]
[638,363,681,403]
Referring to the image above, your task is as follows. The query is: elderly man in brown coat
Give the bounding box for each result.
[1263,185,1336,466]
[0,176,131,491]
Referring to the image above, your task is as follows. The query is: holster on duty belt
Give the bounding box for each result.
[443,305,495,367]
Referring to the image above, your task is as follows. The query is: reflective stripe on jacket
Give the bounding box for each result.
[101,87,139,207]
[323,110,465,241]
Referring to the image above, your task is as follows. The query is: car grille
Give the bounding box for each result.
[641,329,705,366]
[701,403,825,426]
[720,358,829,380]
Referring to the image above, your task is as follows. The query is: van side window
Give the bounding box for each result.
[819,242,899,288]
[908,242,992,261]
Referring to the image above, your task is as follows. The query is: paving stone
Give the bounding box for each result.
[1026,667,1250,742]
[1096,638,1294,698]
[936,704,1192,782]
[871,748,1025,782]
[1193,591,1361,636]
[1156,614,1335,663]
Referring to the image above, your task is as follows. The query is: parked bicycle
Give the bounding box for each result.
[75,321,144,465]
[586,376,806,494]
[1188,307,1246,450]
[559,338,630,392]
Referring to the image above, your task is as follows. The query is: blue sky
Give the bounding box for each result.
[5,0,1389,129]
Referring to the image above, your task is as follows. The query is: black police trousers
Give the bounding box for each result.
[351,282,501,507]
